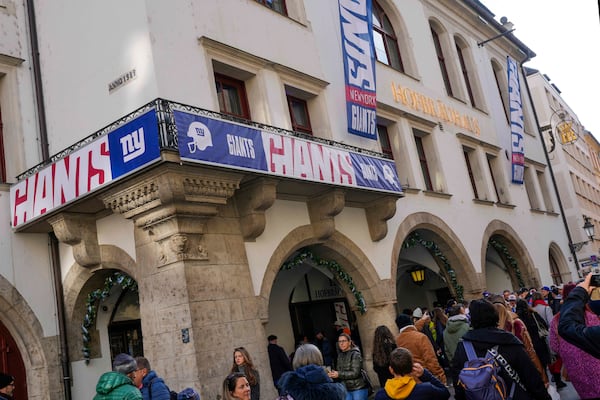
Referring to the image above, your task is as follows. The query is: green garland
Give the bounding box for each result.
[281,250,367,314]
[82,272,138,364]
[402,232,464,301]
[489,238,525,287]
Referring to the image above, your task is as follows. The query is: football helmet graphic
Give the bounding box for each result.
[186,121,213,153]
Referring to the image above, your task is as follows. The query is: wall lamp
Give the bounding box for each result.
[569,216,595,252]
[408,266,426,286]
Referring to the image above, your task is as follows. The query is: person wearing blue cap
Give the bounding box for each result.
[177,388,200,400]
[94,353,142,400]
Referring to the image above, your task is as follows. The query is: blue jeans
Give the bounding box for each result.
[345,388,368,400]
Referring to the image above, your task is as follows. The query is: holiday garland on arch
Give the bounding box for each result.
[81,271,138,364]
[402,231,464,301]
[488,238,525,288]
[281,249,367,314]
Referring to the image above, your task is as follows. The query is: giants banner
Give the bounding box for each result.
[507,56,524,184]
[10,110,161,228]
[174,110,402,194]
[338,0,377,140]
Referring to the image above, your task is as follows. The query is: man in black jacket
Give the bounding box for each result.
[558,272,600,359]
[450,299,550,400]
[267,334,293,391]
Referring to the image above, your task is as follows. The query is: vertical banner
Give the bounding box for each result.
[338,0,377,140]
[507,56,524,184]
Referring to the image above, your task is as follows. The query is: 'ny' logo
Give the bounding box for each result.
[120,128,146,162]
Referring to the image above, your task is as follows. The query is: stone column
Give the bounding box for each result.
[101,165,266,399]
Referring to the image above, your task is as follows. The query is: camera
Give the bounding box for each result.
[590,267,600,287]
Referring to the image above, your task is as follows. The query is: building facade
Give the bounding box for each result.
[527,70,599,276]
[0,1,577,399]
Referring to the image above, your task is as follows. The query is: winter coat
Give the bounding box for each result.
[450,327,550,400]
[443,314,470,362]
[335,347,366,392]
[278,364,346,400]
[94,371,142,400]
[501,315,547,385]
[532,301,554,327]
[268,343,293,387]
[550,308,600,398]
[396,326,446,384]
[558,286,600,359]
[140,370,171,400]
[374,369,449,400]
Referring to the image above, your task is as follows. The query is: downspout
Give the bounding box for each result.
[26,1,73,398]
[519,59,581,278]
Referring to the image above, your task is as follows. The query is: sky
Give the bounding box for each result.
[482,0,600,141]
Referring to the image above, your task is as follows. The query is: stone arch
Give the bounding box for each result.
[391,212,480,298]
[548,241,572,283]
[0,274,54,400]
[481,220,539,289]
[63,244,138,362]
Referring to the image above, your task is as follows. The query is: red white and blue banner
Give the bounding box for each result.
[174,110,402,194]
[507,56,524,184]
[338,0,377,140]
[10,110,161,228]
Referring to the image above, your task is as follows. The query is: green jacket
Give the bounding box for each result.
[336,347,366,392]
[94,371,142,400]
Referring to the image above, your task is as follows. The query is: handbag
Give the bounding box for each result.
[533,311,549,338]
[361,368,374,396]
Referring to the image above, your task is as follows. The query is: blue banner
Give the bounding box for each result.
[507,56,524,184]
[338,0,377,140]
[175,110,402,194]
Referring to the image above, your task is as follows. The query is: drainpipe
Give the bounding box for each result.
[26,1,72,398]
[519,61,580,278]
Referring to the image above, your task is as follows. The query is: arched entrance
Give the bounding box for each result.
[0,321,27,400]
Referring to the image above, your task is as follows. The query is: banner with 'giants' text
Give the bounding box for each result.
[507,56,524,184]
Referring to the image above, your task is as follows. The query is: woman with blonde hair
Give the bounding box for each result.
[223,372,251,400]
[230,347,260,400]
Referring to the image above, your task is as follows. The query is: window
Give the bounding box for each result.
[215,73,251,119]
[287,95,312,134]
[537,169,554,212]
[431,27,453,96]
[463,147,479,198]
[372,1,404,72]
[377,124,393,158]
[523,166,541,210]
[486,154,501,203]
[0,105,5,182]
[255,0,287,15]
[413,132,433,191]
[492,60,509,122]
[456,43,475,107]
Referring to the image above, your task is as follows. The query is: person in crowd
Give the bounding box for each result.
[278,343,346,400]
[223,372,251,400]
[395,314,446,385]
[558,272,600,359]
[429,307,449,370]
[503,290,512,301]
[0,373,15,400]
[94,353,142,400]
[443,304,470,364]
[327,333,368,400]
[540,286,560,315]
[515,298,552,383]
[334,320,351,338]
[374,347,450,400]
[410,308,441,364]
[507,294,518,312]
[313,330,334,368]
[549,282,599,397]
[491,298,547,386]
[177,388,200,400]
[517,287,530,302]
[134,356,173,399]
[267,335,293,390]
[531,292,554,327]
[450,299,550,400]
[372,325,397,387]
[230,347,260,400]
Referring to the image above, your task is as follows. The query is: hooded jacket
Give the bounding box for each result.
[443,314,470,362]
[450,327,550,400]
[278,364,346,400]
[396,326,446,384]
[141,370,171,400]
[374,369,449,400]
[335,347,366,392]
[93,371,142,400]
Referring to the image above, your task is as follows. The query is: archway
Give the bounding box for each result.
[0,320,27,400]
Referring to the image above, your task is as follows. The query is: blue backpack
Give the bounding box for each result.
[458,341,515,400]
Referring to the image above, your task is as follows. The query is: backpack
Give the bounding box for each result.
[458,340,515,400]
[149,376,178,400]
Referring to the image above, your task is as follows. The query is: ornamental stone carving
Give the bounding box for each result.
[307,189,345,241]
[48,213,100,267]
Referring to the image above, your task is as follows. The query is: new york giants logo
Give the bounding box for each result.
[120,128,146,162]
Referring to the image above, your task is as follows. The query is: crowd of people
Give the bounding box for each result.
[10,272,585,400]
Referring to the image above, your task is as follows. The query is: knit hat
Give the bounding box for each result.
[395,314,412,330]
[112,353,137,374]
[411,307,423,318]
[508,294,517,301]
[0,373,13,389]
[178,387,201,400]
